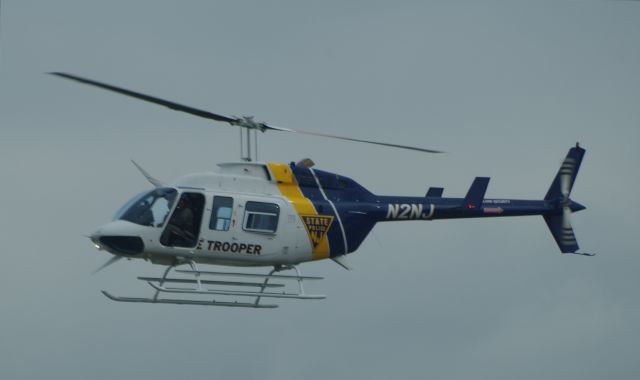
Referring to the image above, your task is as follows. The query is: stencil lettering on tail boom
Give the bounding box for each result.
[386,203,435,220]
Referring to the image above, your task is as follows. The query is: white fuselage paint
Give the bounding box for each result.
[94,162,316,267]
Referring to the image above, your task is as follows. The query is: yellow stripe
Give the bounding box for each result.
[267,162,330,260]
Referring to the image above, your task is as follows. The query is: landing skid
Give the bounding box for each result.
[101,291,279,308]
[102,261,325,308]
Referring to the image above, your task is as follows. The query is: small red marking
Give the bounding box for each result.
[467,203,474,209]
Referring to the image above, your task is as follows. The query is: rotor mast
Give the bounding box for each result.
[234,116,261,162]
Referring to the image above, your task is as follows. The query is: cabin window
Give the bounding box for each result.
[210,196,233,231]
[243,201,279,233]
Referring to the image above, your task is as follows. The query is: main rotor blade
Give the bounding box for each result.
[49,72,238,124]
[262,124,444,154]
[51,72,443,154]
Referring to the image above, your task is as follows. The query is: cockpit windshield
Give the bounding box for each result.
[113,187,178,227]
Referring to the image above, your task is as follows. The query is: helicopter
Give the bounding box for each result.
[51,72,593,308]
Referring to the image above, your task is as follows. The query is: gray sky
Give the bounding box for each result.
[1,1,639,379]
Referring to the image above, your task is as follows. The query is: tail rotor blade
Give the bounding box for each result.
[560,173,571,200]
[561,205,579,251]
[563,206,572,229]
[92,255,123,275]
[559,154,578,200]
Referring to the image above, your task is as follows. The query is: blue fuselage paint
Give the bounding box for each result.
[289,163,585,256]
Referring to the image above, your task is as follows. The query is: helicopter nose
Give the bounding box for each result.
[97,236,144,255]
[89,221,145,256]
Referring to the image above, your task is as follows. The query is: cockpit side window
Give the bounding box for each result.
[243,201,280,234]
[117,188,177,227]
[160,192,205,248]
[210,196,233,231]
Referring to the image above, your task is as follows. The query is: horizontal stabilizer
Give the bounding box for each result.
[426,187,444,197]
[464,177,490,208]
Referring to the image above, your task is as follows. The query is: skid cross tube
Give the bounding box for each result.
[254,267,278,306]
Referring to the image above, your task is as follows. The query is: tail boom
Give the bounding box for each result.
[368,144,589,255]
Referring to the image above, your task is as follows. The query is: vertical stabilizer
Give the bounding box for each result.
[545,144,585,201]
[543,143,588,254]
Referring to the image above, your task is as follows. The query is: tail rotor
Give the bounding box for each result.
[543,143,592,255]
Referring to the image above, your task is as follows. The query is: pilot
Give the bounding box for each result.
[167,197,196,246]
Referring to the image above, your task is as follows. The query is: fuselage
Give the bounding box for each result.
[90,160,585,267]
